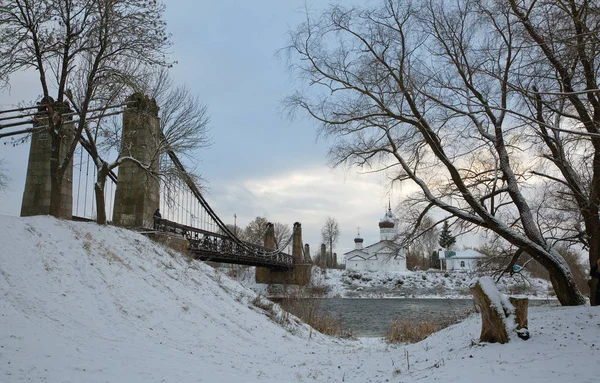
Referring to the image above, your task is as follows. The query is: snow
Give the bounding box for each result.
[244,267,554,299]
[1,215,598,382]
[475,276,518,338]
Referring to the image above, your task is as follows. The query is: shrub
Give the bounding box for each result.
[385,319,441,344]
[385,309,474,344]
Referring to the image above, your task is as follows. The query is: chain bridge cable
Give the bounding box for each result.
[163,146,293,260]
[252,224,271,246]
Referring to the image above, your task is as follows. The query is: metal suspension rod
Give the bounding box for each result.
[91,165,97,218]
[0,109,125,137]
[76,147,83,216]
[0,110,45,122]
[0,104,40,115]
[164,147,266,254]
[0,125,45,139]
[83,153,90,216]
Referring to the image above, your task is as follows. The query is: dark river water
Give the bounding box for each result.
[312,298,475,337]
[272,298,556,337]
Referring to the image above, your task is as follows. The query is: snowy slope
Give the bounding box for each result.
[0,215,597,383]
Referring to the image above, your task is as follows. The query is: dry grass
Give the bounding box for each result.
[252,295,275,312]
[386,318,448,344]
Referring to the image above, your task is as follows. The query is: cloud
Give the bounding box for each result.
[206,165,419,255]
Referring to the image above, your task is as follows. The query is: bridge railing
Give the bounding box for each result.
[155,217,294,269]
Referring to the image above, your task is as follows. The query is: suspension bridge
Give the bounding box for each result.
[0,94,311,282]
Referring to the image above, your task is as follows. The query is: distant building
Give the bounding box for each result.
[343,207,407,272]
[438,249,485,272]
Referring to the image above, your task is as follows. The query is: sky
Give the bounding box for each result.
[0,0,421,256]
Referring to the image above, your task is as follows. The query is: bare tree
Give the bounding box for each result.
[0,0,171,218]
[243,216,269,243]
[273,222,292,249]
[321,217,340,268]
[243,217,292,248]
[404,215,439,270]
[285,0,600,305]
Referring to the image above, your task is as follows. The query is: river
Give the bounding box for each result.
[311,298,475,337]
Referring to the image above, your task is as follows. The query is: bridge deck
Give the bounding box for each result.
[155,218,294,269]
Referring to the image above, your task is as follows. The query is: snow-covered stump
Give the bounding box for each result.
[470,277,529,343]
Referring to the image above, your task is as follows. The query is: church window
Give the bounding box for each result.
[460,261,465,268]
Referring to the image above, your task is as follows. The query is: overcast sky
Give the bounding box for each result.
[0,0,420,256]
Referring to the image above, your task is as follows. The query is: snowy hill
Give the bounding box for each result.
[0,215,597,382]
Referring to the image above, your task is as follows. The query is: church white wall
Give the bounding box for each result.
[345,233,408,272]
[446,258,478,271]
[346,259,366,271]
[385,257,406,272]
[367,259,379,271]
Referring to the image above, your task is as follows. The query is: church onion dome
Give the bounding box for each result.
[379,209,395,228]
[379,220,394,229]
[354,235,364,243]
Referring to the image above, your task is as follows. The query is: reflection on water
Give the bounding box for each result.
[311,298,475,337]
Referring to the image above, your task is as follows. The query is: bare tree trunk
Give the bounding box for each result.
[532,249,585,306]
[94,163,109,225]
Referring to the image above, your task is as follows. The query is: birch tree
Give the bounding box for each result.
[285,0,599,305]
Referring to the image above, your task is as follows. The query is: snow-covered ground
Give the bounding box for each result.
[234,266,553,300]
[318,268,554,299]
[1,215,597,382]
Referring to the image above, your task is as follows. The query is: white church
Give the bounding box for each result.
[343,208,407,272]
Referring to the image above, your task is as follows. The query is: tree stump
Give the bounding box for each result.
[509,297,529,340]
[470,277,529,343]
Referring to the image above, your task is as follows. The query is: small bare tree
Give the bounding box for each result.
[321,217,340,268]
[285,0,599,305]
[0,0,171,218]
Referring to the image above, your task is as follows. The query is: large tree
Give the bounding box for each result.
[285,0,600,305]
[321,217,340,268]
[0,0,171,218]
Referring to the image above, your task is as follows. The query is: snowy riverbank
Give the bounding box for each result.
[234,265,554,300]
[1,215,596,382]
